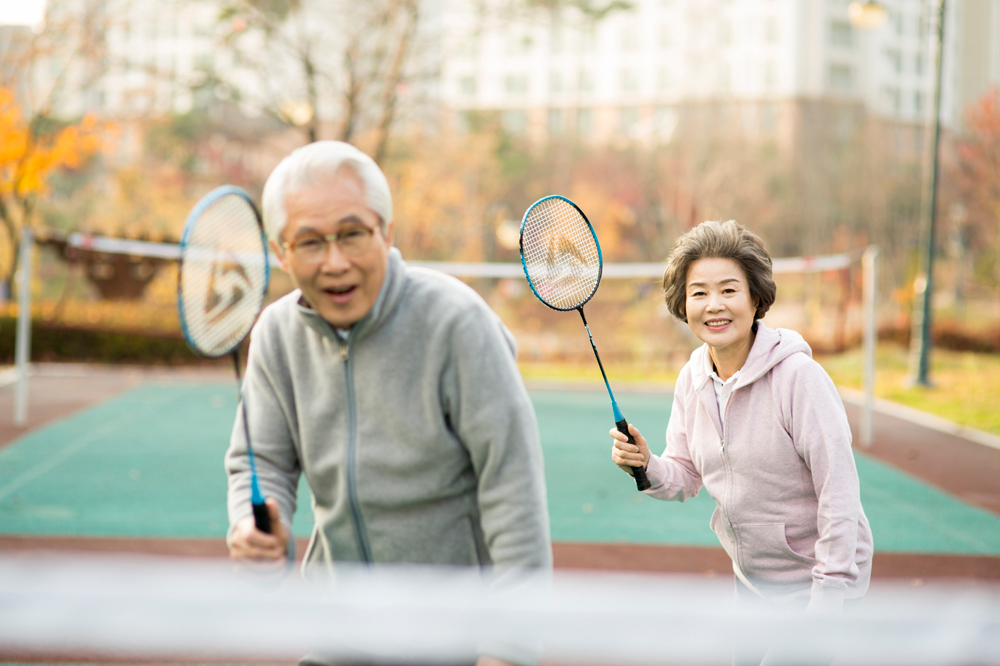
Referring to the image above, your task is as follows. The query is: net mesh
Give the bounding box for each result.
[520,198,601,310]
[3,554,998,666]
[178,194,268,358]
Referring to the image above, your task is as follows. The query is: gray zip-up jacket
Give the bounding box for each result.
[645,323,872,613]
[225,248,552,571]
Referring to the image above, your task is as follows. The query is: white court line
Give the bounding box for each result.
[0,389,176,502]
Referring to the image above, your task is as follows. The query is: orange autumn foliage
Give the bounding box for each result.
[0,87,109,201]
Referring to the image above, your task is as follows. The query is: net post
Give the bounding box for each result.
[14,228,34,427]
[861,246,878,448]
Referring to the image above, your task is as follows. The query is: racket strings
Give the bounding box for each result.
[180,195,268,358]
[521,199,600,310]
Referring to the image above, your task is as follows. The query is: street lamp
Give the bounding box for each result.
[848,2,888,30]
[911,0,947,386]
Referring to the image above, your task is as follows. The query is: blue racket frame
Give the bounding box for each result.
[177,185,271,358]
[519,195,603,312]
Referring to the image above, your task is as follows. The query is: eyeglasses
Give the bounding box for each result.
[283,225,378,263]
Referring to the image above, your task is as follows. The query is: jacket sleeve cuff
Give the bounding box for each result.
[643,454,666,490]
[806,580,847,616]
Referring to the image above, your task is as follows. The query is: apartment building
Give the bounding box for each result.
[439,0,1000,148]
[9,0,1000,149]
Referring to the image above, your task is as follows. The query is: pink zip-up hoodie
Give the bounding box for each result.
[645,322,873,613]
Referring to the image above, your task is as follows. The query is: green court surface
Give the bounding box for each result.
[1,382,999,555]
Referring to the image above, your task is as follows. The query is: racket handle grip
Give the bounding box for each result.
[252,500,272,534]
[616,418,651,491]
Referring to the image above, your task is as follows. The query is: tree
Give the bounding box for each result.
[0,87,109,298]
[956,87,1000,295]
[214,0,423,162]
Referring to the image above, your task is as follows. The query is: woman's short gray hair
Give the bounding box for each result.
[661,220,776,323]
[261,140,393,244]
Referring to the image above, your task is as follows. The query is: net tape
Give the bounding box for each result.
[179,194,268,358]
[2,553,998,666]
[521,198,601,310]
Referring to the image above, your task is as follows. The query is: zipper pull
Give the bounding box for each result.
[720,439,724,451]
[340,341,349,361]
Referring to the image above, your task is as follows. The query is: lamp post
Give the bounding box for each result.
[909,0,946,386]
[849,1,888,29]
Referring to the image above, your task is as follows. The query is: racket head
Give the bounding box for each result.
[519,195,603,311]
[177,185,270,358]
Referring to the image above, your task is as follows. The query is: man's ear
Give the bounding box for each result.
[270,240,290,272]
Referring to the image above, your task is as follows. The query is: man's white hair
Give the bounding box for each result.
[261,140,393,244]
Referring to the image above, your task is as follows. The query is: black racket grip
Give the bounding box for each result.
[617,418,651,491]
[252,500,272,534]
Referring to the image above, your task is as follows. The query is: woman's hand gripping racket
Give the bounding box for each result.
[178,185,272,532]
[520,196,651,491]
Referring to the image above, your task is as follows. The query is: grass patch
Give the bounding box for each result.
[815,345,1000,437]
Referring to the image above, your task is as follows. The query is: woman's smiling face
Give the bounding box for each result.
[684,257,758,356]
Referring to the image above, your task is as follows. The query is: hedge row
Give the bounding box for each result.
[0,317,222,365]
[0,316,995,365]
[879,320,1000,354]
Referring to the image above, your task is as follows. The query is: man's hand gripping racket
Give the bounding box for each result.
[519,196,651,491]
[177,185,274,533]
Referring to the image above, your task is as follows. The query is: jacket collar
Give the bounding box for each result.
[687,321,810,438]
[294,247,407,343]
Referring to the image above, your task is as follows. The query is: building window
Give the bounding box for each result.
[549,108,565,136]
[657,66,672,91]
[914,91,924,114]
[829,20,853,47]
[765,61,777,89]
[828,63,852,91]
[502,110,528,134]
[506,33,533,56]
[885,49,902,74]
[659,24,673,49]
[620,69,639,93]
[621,25,640,51]
[720,65,731,92]
[550,27,565,54]
[577,108,593,136]
[459,76,476,96]
[765,16,779,43]
[720,21,732,46]
[504,73,529,96]
[915,53,924,76]
[760,103,777,134]
[550,71,564,93]
[578,69,595,92]
[576,25,598,53]
[655,106,678,139]
[619,106,639,134]
[883,87,901,112]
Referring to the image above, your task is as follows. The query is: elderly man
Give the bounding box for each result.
[224,141,551,664]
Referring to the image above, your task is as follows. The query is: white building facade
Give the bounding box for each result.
[10,0,1000,146]
[439,0,999,145]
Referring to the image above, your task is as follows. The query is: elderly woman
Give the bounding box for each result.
[611,220,873,663]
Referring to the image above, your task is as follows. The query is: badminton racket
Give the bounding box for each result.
[520,195,651,491]
[177,185,272,532]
